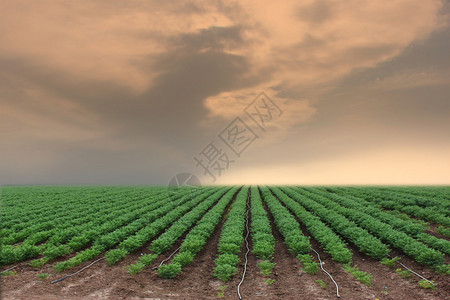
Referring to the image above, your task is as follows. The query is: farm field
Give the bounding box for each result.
[0,186,449,299]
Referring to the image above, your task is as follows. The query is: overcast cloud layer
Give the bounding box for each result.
[1,0,449,185]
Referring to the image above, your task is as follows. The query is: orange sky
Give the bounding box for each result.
[0,0,449,185]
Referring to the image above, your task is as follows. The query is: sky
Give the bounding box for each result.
[0,0,449,186]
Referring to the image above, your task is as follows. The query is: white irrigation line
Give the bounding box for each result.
[152,247,181,270]
[397,261,435,284]
[386,255,435,285]
[311,248,340,298]
[50,257,105,284]
[0,265,18,274]
[237,197,251,300]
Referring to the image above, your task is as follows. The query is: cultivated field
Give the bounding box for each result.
[0,186,449,299]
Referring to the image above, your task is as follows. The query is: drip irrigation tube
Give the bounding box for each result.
[387,254,435,285]
[152,247,180,270]
[237,197,251,300]
[50,257,105,284]
[311,248,340,298]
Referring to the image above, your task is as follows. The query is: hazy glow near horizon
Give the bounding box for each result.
[0,0,449,185]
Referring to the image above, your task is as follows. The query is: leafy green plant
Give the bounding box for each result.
[213,187,249,281]
[215,254,239,267]
[36,273,51,280]
[416,233,450,255]
[280,187,389,260]
[316,279,326,289]
[418,280,436,289]
[436,226,450,238]
[0,270,16,277]
[297,254,319,275]
[380,257,399,268]
[271,187,352,263]
[303,262,319,275]
[172,251,194,267]
[105,249,128,265]
[127,262,144,275]
[213,264,237,282]
[163,187,239,278]
[342,264,373,286]
[252,242,274,260]
[216,285,227,298]
[257,260,275,277]
[302,187,444,266]
[157,263,181,279]
[250,187,275,261]
[395,268,411,278]
[432,264,450,275]
[260,188,310,256]
[139,253,158,265]
[29,257,49,268]
[105,188,222,267]
[264,278,275,286]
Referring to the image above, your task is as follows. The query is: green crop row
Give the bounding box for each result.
[260,187,310,255]
[295,188,444,267]
[270,187,352,263]
[416,233,450,255]
[2,190,160,247]
[334,188,450,226]
[310,187,450,256]
[1,187,145,230]
[390,187,450,203]
[280,187,389,260]
[154,187,240,278]
[213,187,249,281]
[0,189,173,266]
[310,187,425,236]
[250,187,275,260]
[31,188,189,265]
[105,187,230,265]
[372,187,450,212]
[52,187,211,272]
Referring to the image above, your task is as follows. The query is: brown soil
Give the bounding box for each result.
[425,223,450,242]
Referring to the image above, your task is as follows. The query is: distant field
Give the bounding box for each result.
[1,186,449,299]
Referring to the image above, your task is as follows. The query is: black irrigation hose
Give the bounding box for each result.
[386,254,435,285]
[50,257,105,284]
[151,247,180,270]
[311,248,340,298]
[237,197,251,300]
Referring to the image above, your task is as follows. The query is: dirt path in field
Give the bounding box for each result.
[425,222,450,241]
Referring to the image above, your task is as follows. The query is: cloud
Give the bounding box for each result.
[0,0,448,184]
[366,70,450,91]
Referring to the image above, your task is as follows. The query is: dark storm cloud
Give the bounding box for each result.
[1,0,448,185]
[1,25,260,143]
[296,0,335,26]
[0,24,267,184]
[273,27,450,169]
[134,26,259,143]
